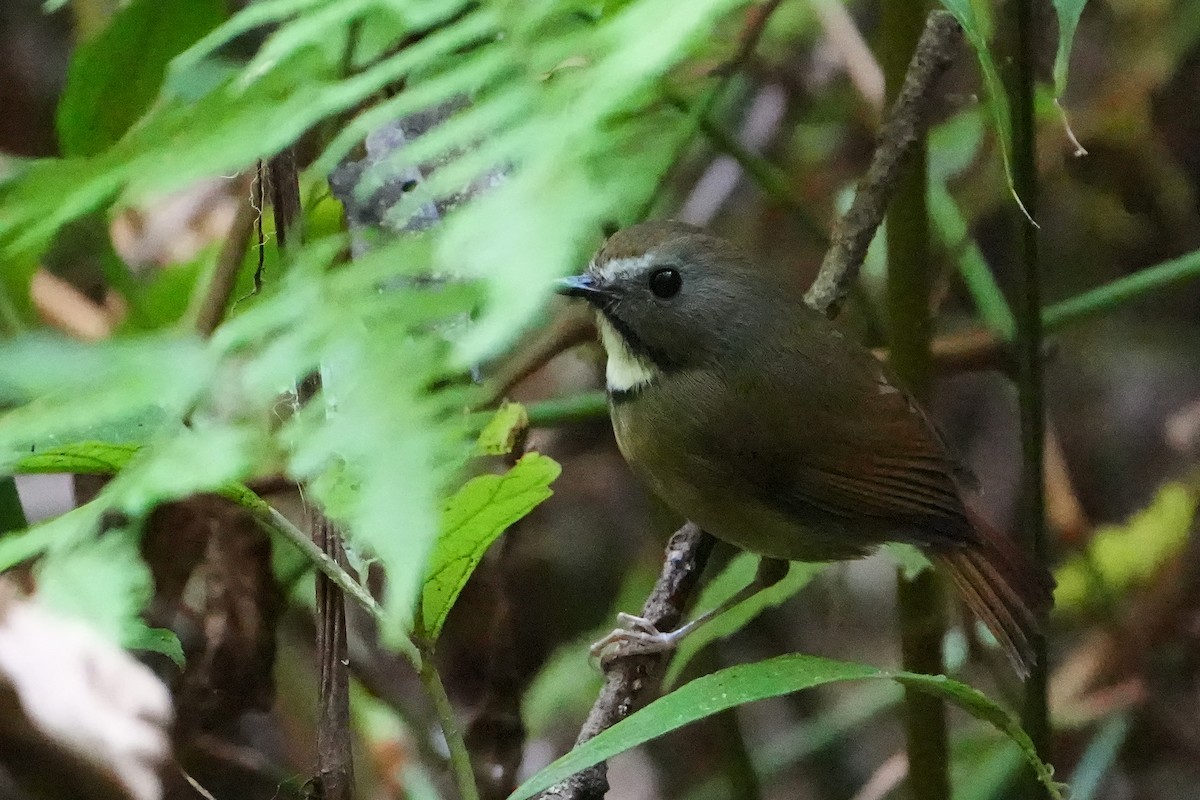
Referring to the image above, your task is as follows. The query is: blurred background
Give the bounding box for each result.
[3,1,1200,799]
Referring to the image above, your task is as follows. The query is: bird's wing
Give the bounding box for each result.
[704,332,972,548]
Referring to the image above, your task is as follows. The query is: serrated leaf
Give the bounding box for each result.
[421,452,560,640]
[1,428,276,570]
[509,654,1062,800]
[57,0,227,157]
[476,402,529,456]
[1055,482,1197,611]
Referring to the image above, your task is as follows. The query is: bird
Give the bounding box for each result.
[556,219,1054,676]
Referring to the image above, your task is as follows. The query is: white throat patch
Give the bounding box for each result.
[595,314,659,393]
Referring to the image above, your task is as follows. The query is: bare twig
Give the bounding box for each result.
[804,11,961,317]
[536,525,715,800]
[269,144,356,800]
[195,174,257,337]
[268,147,303,253]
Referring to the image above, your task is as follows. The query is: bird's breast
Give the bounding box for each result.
[608,375,875,562]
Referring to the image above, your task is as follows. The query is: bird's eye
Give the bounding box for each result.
[649,267,682,299]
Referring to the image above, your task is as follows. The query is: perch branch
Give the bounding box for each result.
[536,525,715,800]
[803,10,961,317]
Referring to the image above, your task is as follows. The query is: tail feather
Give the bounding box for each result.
[931,508,1055,677]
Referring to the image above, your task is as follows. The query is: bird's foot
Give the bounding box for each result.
[589,613,689,664]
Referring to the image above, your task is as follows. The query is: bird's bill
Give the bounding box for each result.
[554,274,613,302]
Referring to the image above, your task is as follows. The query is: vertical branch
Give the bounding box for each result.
[881,2,950,800]
[1004,0,1051,789]
[314,515,356,800]
[268,148,303,253]
[272,147,356,799]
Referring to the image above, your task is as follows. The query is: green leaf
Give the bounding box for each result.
[421,452,561,640]
[950,729,1024,800]
[1051,0,1088,97]
[937,0,1028,219]
[13,441,141,475]
[664,554,825,687]
[1055,482,1197,612]
[476,402,529,456]
[57,0,227,157]
[509,654,1062,800]
[126,626,186,668]
[0,428,276,571]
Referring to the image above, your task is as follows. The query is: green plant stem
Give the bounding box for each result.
[525,391,608,426]
[930,182,1017,340]
[882,3,950,800]
[1042,247,1200,331]
[419,643,481,800]
[1004,0,1050,791]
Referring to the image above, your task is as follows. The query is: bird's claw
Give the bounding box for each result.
[589,613,684,664]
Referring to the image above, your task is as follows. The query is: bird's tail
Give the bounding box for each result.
[931,508,1055,677]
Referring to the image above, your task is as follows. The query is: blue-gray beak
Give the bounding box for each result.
[555,274,611,302]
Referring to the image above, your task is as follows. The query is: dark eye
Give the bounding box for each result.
[649,267,682,299]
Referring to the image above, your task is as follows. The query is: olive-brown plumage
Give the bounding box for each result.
[560,220,1054,675]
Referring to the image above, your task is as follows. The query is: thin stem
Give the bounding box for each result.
[525,392,609,427]
[1042,247,1200,331]
[255,505,415,655]
[419,643,482,800]
[1004,0,1050,789]
[258,502,480,800]
[194,175,257,337]
[882,2,950,800]
[930,182,1017,340]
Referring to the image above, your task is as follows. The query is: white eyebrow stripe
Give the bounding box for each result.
[595,253,655,282]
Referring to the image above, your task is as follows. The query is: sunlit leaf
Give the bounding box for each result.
[421,452,561,640]
[34,529,156,651]
[476,402,529,456]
